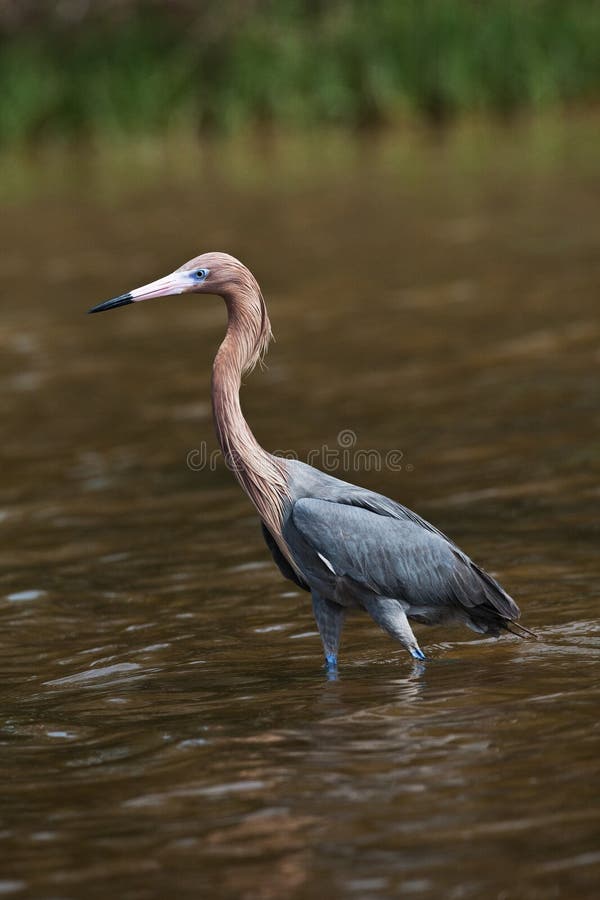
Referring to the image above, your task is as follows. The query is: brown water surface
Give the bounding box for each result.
[1,118,599,898]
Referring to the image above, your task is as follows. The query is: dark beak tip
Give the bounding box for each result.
[87,293,134,314]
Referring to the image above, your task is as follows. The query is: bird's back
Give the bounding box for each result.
[269,458,521,635]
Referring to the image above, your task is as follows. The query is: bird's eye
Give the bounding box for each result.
[195,269,207,279]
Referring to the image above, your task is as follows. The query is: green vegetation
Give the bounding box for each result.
[1,1,600,144]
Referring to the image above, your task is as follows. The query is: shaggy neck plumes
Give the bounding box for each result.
[211,270,289,538]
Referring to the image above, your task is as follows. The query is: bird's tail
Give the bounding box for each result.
[505,619,538,640]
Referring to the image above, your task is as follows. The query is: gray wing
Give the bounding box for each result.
[283,496,520,632]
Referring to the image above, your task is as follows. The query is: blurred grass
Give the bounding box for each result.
[0,0,599,144]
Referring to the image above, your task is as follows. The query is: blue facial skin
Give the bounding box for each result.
[191,268,208,283]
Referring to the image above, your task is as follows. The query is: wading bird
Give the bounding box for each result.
[89,253,532,671]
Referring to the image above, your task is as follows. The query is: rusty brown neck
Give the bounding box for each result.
[211,287,289,540]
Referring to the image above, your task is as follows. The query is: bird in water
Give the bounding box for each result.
[89,252,533,672]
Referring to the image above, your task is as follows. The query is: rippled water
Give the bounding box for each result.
[1,118,599,898]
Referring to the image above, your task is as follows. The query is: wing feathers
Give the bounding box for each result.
[287,496,522,632]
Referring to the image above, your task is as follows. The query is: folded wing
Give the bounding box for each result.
[283,495,520,634]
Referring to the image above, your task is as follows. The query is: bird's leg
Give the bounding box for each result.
[312,593,346,672]
[363,596,426,661]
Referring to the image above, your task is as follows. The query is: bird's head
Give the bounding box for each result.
[88,252,256,313]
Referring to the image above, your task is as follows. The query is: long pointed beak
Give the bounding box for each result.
[87,292,134,314]
[88,270,193,314]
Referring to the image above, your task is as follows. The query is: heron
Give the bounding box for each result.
[89,252,533,671]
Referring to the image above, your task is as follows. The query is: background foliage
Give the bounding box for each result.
[1,1,600,143]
